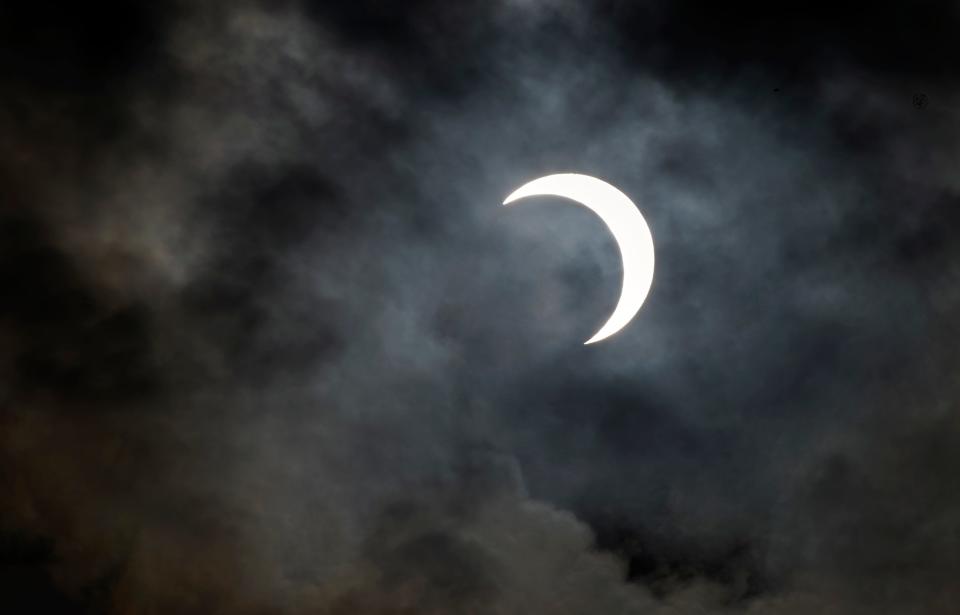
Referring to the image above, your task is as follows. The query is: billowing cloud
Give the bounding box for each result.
[2,1,960,613]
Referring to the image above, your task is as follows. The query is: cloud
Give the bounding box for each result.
[3,1,960,613]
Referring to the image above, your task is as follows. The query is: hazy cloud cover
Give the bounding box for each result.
[2,1,960,613]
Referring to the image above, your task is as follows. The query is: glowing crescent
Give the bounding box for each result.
[503,173,655,345]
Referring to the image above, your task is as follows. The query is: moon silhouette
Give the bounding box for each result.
[503,173,655,345]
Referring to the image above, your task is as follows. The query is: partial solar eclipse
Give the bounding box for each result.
[503,173,654,345]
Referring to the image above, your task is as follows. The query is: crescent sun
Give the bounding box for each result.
[503,173,655,345]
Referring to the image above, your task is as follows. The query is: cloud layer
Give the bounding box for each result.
[2,1,960,613]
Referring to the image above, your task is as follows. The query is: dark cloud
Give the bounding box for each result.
[596,0,960,86]
[2,1,960,613]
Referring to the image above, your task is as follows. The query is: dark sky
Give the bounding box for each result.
[2,1,960,613]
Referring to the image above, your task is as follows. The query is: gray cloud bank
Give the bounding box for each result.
[2,1,960,613]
